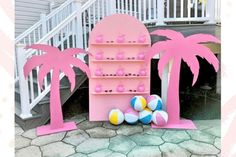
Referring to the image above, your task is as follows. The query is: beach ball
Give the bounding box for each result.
[146,95,163,111]
[109,109,124,125]
[152,110,168,126]
[130,96,147,111]
[124,108,139,124]
[139,108,152,124]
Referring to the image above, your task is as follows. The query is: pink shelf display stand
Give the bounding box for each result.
[89,14,151,121]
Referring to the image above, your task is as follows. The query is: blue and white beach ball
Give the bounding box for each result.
[152,110,168,126]
[130,96,147,111]
[109,109,124,125]
[139,108,152,124]
[146,95,163,111]
[124,108,139,124]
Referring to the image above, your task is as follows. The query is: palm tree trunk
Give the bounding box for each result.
[49,69,64,129]
[166,59,181,124]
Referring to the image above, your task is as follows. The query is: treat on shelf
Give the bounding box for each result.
[116,51,125,60]
[137,34,146,43]
[116,34,125,43]
[95,85,102,93]
[95,51,104,60]
[139,68,147,76]
[116,67,125,76]
[137,83,145,92]
[96,34,103,43]
[116,84,125,92]
[95,68,103,76]
[137,52,145,60]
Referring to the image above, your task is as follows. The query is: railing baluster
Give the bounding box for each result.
[130,0,133,16]
[154,0,157,19]
[97,0,100,21]
[72,19,75,48]
[124,0,126,14]
[148,0,151,20]
[93,3,96,24]
[121,0,124,13]
[202,0,205,17]
[138,0,141,20]
[181,0,184,18]
[134,0,137,18]
[117,0,120,13]
[188,0,191,18]
[83,12,87,49]
[106,0,109,15]
[166,0,169,18]
[143,0,146,21]
[28,34,31,45]
[195,0,198,17]
[174,0,176,18]
[101,0,105,18]
[88,7,91,34]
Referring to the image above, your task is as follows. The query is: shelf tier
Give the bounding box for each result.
[90,43,150,46]
[91,59,145,62]
[91,76,148,79]
[92,91,149,95]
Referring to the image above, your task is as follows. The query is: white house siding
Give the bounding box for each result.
[15,0,90,37]
[15,0,53,37]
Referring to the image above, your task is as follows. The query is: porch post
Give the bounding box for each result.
[157,0,165,25]
[206,0,216,24]
[16,44,32,119]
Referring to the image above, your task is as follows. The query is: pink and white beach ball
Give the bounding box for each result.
[152,110,168,126]
[146,94,163,111]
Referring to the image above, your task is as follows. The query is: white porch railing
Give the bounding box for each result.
[15,0,220,118]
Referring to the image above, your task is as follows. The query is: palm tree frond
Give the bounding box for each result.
[23,55,45,78]
[25,44,60,54]
[150,29,184,40]
[145,41,168,63]
[186,34,221,44]
[158,50,173,79]
[195,45,219,72]
[182,55,200,86]
[69,58,91,78]
[38,64,52,89]
[60,65,76,92]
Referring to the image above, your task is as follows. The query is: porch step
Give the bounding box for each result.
[15,70,88,130]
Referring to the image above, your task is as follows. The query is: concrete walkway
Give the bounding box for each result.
[15,113,221,157]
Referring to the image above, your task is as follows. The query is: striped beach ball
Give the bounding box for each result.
[124,108,139,124]
[146,94,163,111]
[109,109,124,125]
[139,108,152,124]
[152,110,168,126]
[130,96,147,111]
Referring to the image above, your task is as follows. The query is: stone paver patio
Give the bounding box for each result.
[15,113,221,157]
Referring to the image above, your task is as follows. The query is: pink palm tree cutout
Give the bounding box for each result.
[146,29,220,129]
[24,44,91,136]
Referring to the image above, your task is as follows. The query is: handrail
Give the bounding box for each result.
[15,21,42,43]
[81,0,96,12]
[25,11,77,58]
